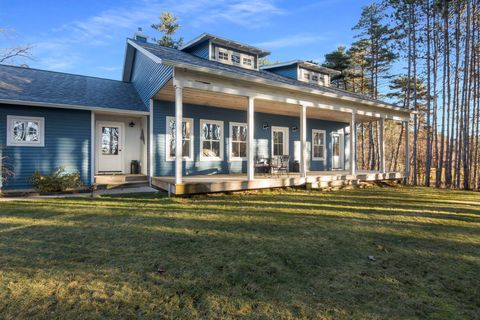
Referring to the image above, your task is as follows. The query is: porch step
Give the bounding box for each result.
[94,181,150,190]
[94,174,147,185]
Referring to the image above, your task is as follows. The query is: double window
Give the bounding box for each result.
[230,122,247,160]
[166,116,193,161]
[300,68,326,86]
[312,129,326,160]
[6,115,45,147]
[200,119,224,161]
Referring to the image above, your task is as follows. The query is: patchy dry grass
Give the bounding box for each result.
[0,186,479,319]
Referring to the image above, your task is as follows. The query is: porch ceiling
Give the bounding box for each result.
[155,80,376,123]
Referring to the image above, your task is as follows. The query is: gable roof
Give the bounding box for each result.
[180,33,270,58]
[261,60,341,76]
[0,64,147,113]
[128,39,406,111]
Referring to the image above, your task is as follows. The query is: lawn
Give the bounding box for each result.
[0,187,479,319]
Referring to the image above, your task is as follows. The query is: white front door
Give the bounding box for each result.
[271,126,289,157]
[332,133,343,170]
[97,121,124,173]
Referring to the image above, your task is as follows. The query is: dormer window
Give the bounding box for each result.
[218,50,229,61]
[214,46,255,69]
[300,68,325,86]
[243,58,252,66]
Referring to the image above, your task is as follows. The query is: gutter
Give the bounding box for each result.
[0,99,150,115]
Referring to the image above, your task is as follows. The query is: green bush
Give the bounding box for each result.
[31,167,83,193]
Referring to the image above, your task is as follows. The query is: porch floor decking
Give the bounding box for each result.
[152,171,404,195]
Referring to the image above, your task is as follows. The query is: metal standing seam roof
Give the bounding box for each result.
[131,39,403,110]
[0,64,147,113]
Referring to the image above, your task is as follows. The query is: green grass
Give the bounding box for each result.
[0,187,479,319]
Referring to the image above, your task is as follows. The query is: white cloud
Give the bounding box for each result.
[27,0,284,74]
[256,34,327,49]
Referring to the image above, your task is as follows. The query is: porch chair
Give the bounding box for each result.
[254,157,271,175]
[271,155,289,176]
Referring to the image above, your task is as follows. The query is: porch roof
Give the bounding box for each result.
[128,39,410,115]
[0,64,147,114]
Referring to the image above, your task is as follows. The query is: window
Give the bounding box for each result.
[271,126,289,157]
[166,116,193,161]
[311,74,319,81]
[303,72,310,80]
[243,58,252,66]
[218,50,229,61]
[7,115,45,147]
[230,122,247,160]
[214,46,255,69]
[312,129,326,160]
[200,119,224,161]
[101,127,119,155]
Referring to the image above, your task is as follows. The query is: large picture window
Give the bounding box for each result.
[200,119,224,161]
[229,122,247,160]
[312,129,326,160]
[7,115,45,147]
[166,116,193,161]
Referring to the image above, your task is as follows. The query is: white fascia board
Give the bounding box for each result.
[0,99,149,116]
[160,59,410,115]
[127,39,163,64]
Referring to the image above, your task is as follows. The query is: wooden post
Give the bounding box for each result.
[174,84,183,185]
[247,96,255,181]
[350,112,356,176]
[300,105,307,179]
[404,120,410,184]
[380,117,385,174]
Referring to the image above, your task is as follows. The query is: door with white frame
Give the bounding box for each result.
[331,132,344,170]
[271,126,289,158]
[97,121,124,173]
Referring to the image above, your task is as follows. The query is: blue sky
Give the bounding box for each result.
[1,0,372,80]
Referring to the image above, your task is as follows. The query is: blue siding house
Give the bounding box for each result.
[0,30,411,194]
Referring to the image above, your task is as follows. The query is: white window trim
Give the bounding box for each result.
[311,129,326,161]
[165,116,194,162]
[300,68,326,86]
[6,115,45,147]
[199,119,224,161]
[229,122,247,161]
[271,126,289,157]
[214,46,255,70]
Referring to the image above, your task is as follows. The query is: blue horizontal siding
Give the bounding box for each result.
[183,40,210,59]
[0,105,91,190]
[266,65,298,80]
[153,100,348,176]
[131,50,173,108]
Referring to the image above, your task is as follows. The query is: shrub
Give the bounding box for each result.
[1,148,14,186]
[31,167,83,193]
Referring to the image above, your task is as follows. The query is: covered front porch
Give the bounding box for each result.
[149,68,410,195]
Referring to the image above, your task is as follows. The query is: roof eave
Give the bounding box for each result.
[160,59,409,114]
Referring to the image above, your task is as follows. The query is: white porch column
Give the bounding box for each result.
[404,120,410,184]
[174,84,183,185]
[247,96,255,181]
[379,117,385,174]
[300,105,307,178]
[349,112,356,176]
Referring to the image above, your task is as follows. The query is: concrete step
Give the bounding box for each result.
[94,181,150,190]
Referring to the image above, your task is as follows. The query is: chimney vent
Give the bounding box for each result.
[133,27,148,43]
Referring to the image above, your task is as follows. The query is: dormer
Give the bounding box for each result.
[261,60,340,87]
[180,33,270,71]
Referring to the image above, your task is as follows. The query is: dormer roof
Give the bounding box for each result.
[180,32,270,58]
[262,60,341,75]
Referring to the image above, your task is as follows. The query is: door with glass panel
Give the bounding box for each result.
[331,133,343,170]
[97,122,124,173]
[271,126,289,157]
[200,120,223,160]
